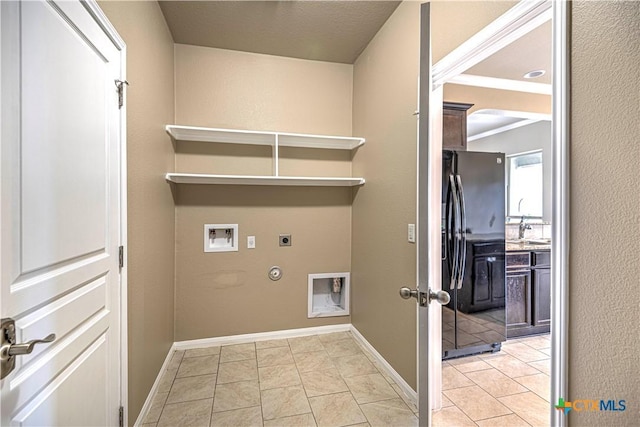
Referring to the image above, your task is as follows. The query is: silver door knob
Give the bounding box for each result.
[399,287,418,299]
[7,334,56,356]
[429,289,450,305]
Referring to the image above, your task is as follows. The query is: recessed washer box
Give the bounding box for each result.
[204,224,238,252]
[308,272,350,318]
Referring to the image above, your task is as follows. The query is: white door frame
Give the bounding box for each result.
[59,1,129,424]
[420,1,569,425]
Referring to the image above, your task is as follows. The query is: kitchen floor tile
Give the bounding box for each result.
[444,385,512,421]
[498,392,549,426]
[465,368,528,398]
[432,406,476,427]
[475,413,532,426]
[448,356,492,373]
[485,355,542,378]
[442,366,474,390]
[317,331,352,343]
[527,359,551,376]
[308,391,367,427]
[501,342,549,363]
[514,373,550,402]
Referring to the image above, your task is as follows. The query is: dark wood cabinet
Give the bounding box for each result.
[443,102,473,151]
[533,266,551,326]
[506,250,550,337]
[506,269,532,329]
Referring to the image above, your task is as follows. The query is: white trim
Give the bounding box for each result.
[133,344,176,427]
[468,119,540,142]
[173,324,351,350]
[448,73,552,95]
[432,0,551,88]
[550,1,569,426]
[350,326,417,409]
[83,1,128,424]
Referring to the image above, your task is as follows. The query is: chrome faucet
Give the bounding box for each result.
[519,216,532,239]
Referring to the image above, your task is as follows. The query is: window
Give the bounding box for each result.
[507,151,543,218]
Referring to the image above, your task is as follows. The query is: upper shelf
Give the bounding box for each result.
[166,173,365,187]
[166,125,365,150]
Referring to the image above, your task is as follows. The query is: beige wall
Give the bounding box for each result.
[351,1,516,390]
[98,1,176,424]
[351,1,421,389]
[569,2,640,425]
[173,45,354,340]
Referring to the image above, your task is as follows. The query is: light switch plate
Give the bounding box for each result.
[408,224,416,243]
[247,235,255,249]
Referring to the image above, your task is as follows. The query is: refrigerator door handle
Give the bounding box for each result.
[449,174,460,290]
[456,174,467,290]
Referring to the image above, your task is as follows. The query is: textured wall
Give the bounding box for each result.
[569,1,640,425]
[98,1,176,424]
[173,45,354,340]
[351,0,517,390]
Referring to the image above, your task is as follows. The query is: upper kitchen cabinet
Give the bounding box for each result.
[443,102,473,151]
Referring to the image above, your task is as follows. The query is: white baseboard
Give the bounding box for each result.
[133,342,177,427]
[135,322,416,426]
[173,323,351,350]
[349,325,418,408]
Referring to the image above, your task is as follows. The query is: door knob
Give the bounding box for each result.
[399,287,418,299]
[1,318,56,379]
[7,334,56,356]
[399,287,450,306]
[429,289,451,305]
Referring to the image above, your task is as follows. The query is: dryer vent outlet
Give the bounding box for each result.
[279,234,291,246]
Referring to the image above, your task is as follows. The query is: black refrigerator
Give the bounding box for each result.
[442,150,506,360]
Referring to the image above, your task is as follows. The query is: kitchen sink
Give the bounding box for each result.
[507,239,551,245]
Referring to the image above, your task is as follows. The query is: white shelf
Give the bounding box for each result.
[166,173,365,187]
[166,125,365,150]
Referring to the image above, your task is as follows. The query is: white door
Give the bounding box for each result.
[416,3,445,426]
[1,1,125,425]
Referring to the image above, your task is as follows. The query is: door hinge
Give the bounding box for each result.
[119,246,124,268]
[115,79,129,109]
[119,406,124,427]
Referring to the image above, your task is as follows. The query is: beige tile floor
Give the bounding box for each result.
[435,334,551,427]
[142,332,550,427]
[142,331,418,427]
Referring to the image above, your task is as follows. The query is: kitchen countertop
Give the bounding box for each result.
[506,241,552,252]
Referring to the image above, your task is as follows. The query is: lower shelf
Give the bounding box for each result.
[166,173,365,187]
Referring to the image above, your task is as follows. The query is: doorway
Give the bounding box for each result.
[418,1,569,426]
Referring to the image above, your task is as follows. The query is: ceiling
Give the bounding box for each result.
[158,1,401,64]
[465,21,552,84]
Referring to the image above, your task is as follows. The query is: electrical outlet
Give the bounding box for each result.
[408,224,416,243]
[247,235,255,249]
[279,234,291,246]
